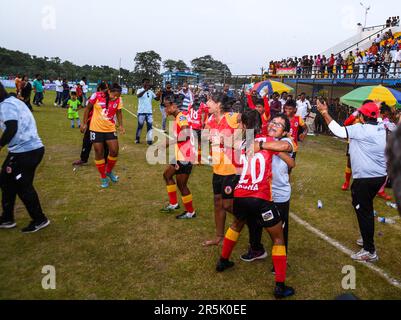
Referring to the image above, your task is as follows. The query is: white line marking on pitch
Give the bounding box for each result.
[290,212,401,290]
[124,103,401,290]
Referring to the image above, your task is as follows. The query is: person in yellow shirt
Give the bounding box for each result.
[81,83,125,188]
[203,91,241,247]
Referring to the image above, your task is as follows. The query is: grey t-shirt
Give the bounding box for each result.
[0,96,43,153]
[272,138,294,203]
[346,123,387,179]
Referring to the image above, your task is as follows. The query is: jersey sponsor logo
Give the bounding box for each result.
[224,186,233,195]
[261,210,274,222]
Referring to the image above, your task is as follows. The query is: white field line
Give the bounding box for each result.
[123,104,401,290]
[290,212,401,290]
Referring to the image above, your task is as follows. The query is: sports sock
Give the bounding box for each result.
[182,194,194,214]
[77,119,81,127]
[71,119,75,127]
[106,156,118,174]
[95,159,107,179]
[272,245,287,284]
[167,185,178,206]
[345,166,352,185]
[221,228,240,260]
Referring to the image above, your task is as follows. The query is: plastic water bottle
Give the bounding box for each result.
[386,202,398,210]
[317,200,323,209]
[378,217,396,224]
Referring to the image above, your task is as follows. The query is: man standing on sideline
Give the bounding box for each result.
[179,82,193,112]
[136,79,156,145]
[54,77,63,107]
[296,93,311,120]
[156,82,174,132]
[79,77,89,106]
[0,83,50,233]
[317,100,387,262]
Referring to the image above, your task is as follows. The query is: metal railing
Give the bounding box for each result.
[269,63,401,82]
[336,25,395,56]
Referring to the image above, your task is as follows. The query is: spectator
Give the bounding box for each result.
[54,77,63,107]
[136,79,156,145]
[269,92,283,117]
[15,74,22,97]
[61,79,70,108]
[20,75,33,111]
[32,74,44,106]
[296,93,311,120]
[155,82,174,132]
[328,54,335,78]
[79,77,89,106]
[179,82,194,112]
[335,54,344,78]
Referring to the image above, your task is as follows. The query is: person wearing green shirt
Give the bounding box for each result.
[32,74,44,106]
[67,92,82,128]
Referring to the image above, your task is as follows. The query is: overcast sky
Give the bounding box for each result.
[1,0,399,74]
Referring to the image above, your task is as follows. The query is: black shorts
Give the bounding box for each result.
[173,161,193,175]
[234,197,282,228]
[213,174,239,199]
[89,131,118,143]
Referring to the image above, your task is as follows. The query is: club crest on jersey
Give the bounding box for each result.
[261,210,274,222]
[224,186,233,195]
[179,116,186,122]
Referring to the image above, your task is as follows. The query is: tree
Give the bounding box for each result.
[133,50,162,85]
[163,59,177,72]
[191,55,231,82]
[175,60,189,72]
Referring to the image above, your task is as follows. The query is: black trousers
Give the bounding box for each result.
[247,200,290,254]
[351,177,386,254]
[80,128,109,163]
[0,147,46,223]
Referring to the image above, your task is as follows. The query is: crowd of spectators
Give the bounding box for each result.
[269,19,401,79]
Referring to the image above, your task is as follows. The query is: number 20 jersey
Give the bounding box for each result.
[234,137,276,201]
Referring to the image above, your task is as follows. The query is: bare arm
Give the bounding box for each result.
[116,109,125,134]
[255,140,293,153]
[80,102,94,133]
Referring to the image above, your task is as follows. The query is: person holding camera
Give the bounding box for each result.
[317,99,387,262]
[136,79,156,145]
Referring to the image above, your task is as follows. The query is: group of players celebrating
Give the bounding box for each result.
[79,81,307,299]
[155,89,305,299]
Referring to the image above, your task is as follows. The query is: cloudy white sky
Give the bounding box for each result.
[1,0,399,74]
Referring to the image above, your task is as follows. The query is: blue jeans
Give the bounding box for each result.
[160,105,167,131]
[136,113,153,144]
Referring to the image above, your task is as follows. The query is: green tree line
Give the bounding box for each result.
[0,47,231,86]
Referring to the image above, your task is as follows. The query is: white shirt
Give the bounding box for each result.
[55,80,63,93]
[137,88,156,114]
[395,51,401,62]
[296,99,311,119]
[346,123,387,179]
[79,80,88,93]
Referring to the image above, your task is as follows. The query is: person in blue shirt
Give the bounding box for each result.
[0,83,50,233]
[136,79,156,145]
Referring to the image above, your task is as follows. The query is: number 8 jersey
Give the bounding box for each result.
[234,137,277,201]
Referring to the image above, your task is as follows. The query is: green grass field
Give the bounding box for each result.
[0,90,400,300]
